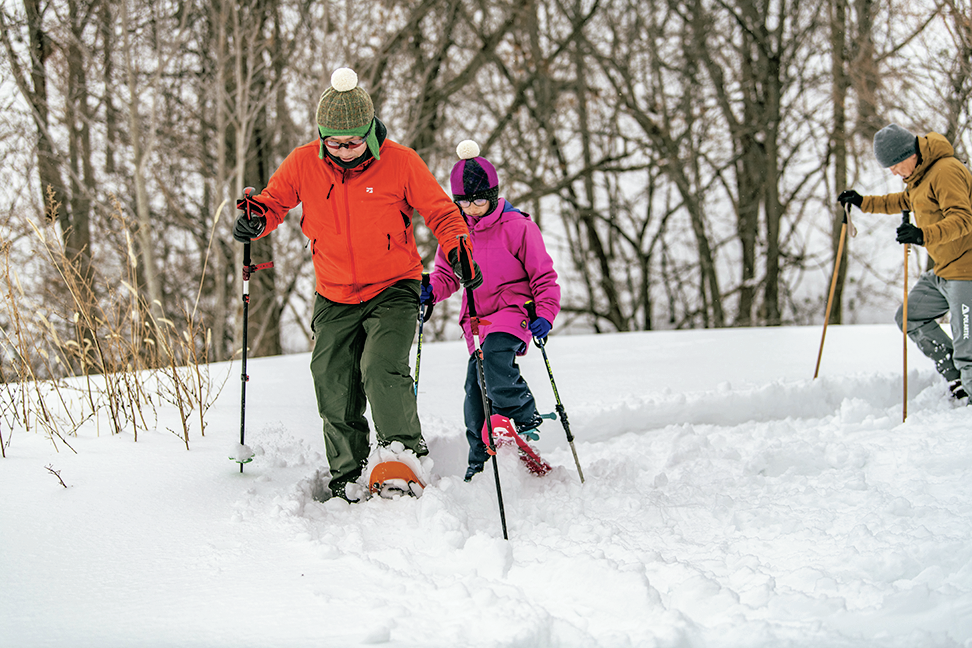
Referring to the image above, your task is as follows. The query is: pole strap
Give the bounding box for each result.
[243,261,275,281]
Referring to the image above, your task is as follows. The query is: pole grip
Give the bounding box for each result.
[901,209,910,225]
[243,186,255,219]
[525,300,538,322]
[457,236,479,319]
[457,236,474,281]
[420,272,434,322]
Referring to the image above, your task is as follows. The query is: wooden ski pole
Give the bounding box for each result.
[902,210,910,422]
[814,205,850,379]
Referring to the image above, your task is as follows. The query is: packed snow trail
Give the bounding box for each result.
[2,325,971,647]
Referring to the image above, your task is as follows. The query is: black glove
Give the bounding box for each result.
[447,246,483,290]
[896,222,924,245]
[233,195,268,242]
[233,213,266,242]
[837,189,863,210]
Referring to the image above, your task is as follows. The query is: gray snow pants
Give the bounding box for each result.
[894,270,972,391]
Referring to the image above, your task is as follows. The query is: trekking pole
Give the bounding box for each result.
[458,237,509,540]
[525,301,585,483]
[414,273,433,397]
[814,204,851,379]
[902,210,910,422]
[235,187,274,472]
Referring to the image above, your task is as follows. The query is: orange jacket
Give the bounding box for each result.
[253,138,469,303]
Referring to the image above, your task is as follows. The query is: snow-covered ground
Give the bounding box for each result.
[3,324,972,647]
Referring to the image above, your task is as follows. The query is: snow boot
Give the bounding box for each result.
[949,379,968,401]
[515,412,555,441]
[464,462,485,482]
[329,480,363,503]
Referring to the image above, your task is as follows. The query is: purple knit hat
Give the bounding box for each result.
[450,140,499,207]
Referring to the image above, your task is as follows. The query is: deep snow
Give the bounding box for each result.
[3,324,972,647]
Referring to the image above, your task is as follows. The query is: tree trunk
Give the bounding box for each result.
[120,0,163,316]
[830,0,850,325]
[66,0,95,286]
[572,3,627,332]
[13,0,67,223]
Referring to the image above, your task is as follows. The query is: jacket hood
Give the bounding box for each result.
[909,132,956,188]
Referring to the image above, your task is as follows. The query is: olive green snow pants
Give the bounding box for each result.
[310,280,426,489]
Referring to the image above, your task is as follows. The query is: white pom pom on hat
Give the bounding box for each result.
[330,68,358,93]
[456,140,481,160]
[450,140,498,197]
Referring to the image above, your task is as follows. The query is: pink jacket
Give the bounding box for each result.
[430,199,560,355]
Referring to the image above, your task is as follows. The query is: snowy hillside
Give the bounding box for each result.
[3,324,972,647]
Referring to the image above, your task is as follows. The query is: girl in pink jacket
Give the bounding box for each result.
[424,141,561,481]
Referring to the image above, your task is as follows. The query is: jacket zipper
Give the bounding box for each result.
[341,171,361,301]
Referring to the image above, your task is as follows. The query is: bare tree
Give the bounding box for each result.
[0,1,68,226]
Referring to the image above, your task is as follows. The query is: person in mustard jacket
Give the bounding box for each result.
[232,68,480,501]
[839,124,972,402]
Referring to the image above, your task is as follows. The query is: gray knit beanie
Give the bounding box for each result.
[873,124,917,168]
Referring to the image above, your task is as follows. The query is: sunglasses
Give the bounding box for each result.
[323,137,366,150]
[457,198,489,208]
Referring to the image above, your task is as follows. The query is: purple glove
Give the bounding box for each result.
[529,317,552,340]
[419,281,434,305]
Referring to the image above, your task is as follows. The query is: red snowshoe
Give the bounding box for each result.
[482,415,551,476]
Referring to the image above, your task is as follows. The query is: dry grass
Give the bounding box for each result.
[0,191,228,456]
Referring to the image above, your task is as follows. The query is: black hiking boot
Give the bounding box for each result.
[948,379,968,401]
[329,480,362,503]
[464,462,484,482]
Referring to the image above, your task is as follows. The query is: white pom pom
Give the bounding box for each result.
[456,140,481,160]
[330,68,358,92]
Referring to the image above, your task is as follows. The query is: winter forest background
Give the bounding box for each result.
[0,0,970,382]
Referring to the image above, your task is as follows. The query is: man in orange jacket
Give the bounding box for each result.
[233,68,481,501]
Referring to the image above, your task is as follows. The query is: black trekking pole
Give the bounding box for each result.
[414,273,433,397]
[235,187,274,472]
[459,237,509,540]
[525,301,585,483]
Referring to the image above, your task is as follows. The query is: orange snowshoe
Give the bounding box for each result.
[368,460,425,498]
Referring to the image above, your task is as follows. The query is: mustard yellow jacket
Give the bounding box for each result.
[862,132,972,280]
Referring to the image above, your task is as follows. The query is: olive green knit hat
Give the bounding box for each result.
[316,68,379,160]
